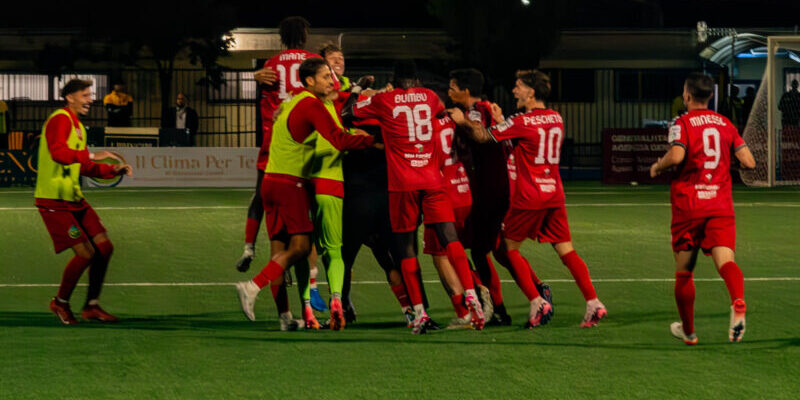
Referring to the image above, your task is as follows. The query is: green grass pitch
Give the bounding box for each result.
[1,182,799,399]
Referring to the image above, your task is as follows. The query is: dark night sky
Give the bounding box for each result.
[2,0,798,30]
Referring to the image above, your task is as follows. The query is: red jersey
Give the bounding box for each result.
[489,108,565,210]
[257,49,320,170]
[668,109,747,220]
[352,87,446,191]
[435,116,472,208]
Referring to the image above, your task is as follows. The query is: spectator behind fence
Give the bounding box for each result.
[103,83,133,127]
[727,85,744,129]
[162,92,199,146]
[779,79,800,127]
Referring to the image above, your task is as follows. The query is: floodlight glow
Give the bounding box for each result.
[521,0,531,6]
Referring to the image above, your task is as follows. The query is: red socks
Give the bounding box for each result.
[390,284,411,308]
[400,258,424,306]
[270,284,289,314]
[675,271,695,335]
[561,250,597,301]
[450,293,469,318]
[253,260,285,289]
[445,242,474,291]
[485,255,504,306]
[718,261,745,304]
[245,218,260,244]
[57,255,92,301]
[506,250,540,301]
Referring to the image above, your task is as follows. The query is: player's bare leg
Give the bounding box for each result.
[80,233,118,322]
[553,241,605,327]
[502,238,552,328]
[237,170,265,272]
[236,234,311,323]
[711,246,746,342]
[670,249,699,345]
[395,231,432,334]
[431,256,472,329]
[49,240,96,325]
[432,222,484,329]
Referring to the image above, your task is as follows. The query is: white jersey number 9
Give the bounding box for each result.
[702,127,721,170]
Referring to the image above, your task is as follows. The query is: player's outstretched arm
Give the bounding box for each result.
[448,108,491,143]
[735,145,756,170]
[254,67,277,86]
[650,145,686,178]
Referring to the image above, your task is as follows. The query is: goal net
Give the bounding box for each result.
[740,36,800,187]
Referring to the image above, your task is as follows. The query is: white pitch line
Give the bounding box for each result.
[2,188,799,195]
[0,188,254,194]
[2,202,800,211]
[1,277,798,288]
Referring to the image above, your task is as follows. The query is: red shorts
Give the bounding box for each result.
[423,205,471,255]
[261,174,314,240]
[671,216,735,254]
[388,188,455,233]
[37,202,106,253]
[502,206,571,243]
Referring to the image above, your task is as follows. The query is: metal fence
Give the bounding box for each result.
[4,68,673,168]
[2,68,258,147]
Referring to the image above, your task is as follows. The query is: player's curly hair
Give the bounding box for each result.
[61,79,93,99]
[685,72,714,102]
[392,60,420,89]
[279,16,310,49]
[299,57,328,86]
[517,69,551,101]
[319,42,342,58]
[449,68,484,96]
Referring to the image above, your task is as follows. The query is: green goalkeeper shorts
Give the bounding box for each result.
[314,194,343,253]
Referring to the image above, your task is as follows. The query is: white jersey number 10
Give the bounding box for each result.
[534,127,563,164]
[275,64,301,100]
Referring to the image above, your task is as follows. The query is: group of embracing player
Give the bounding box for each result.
[232,16,611,335]
[36,16,755,344]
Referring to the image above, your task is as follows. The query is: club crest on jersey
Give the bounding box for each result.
[668,124,681,142]
[415,144,424,153]
[68,225,81,239]
[705,173,712,182]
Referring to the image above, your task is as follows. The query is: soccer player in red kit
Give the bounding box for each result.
[449,68,525,325]
[650,72,755,345]
[237,16,320,271]
[422,113,492,328]
[345,61,485,333]
[451,70,606,329]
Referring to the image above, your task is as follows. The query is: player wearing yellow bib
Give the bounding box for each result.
[35,79,132,325]
[235,57,376,331]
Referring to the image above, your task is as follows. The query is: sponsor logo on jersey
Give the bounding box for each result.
[356,97,372,108]
[468,110,483,123]
[668,124,681,142]
[495,119,513,132]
